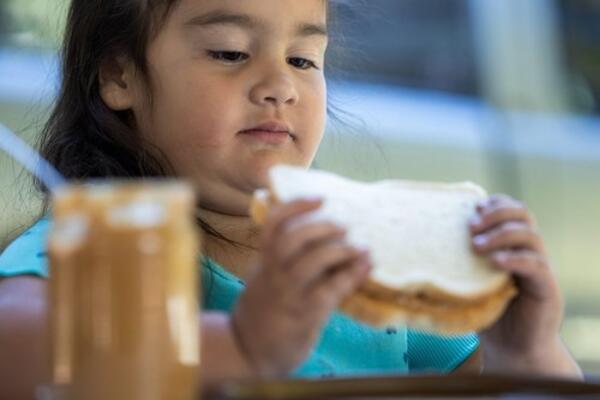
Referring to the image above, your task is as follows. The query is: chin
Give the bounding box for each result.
[247,156,305,188]
[248,166,276,190]
[252,158,287,185]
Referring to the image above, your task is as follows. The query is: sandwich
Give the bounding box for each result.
[250,165,517,335]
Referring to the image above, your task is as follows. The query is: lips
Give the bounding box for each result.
[239,120,295,144]
[240,121,292,135]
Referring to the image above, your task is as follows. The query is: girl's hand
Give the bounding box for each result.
[469,194,567,371]
[232,198,372,378]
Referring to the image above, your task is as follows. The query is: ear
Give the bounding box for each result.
[99,56,137,111]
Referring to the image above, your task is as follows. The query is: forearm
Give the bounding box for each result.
[200,312,255,389]
[0,278,50,400]
[482,336,584,380]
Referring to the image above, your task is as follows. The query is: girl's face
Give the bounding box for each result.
[132,0,328,215]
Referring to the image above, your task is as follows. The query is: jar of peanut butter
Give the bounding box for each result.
[48,181,200,400]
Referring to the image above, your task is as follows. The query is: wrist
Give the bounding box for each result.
[482,336,583,380]
[229,309,290,380]
[228,310,261,378]
[200,312,256,387]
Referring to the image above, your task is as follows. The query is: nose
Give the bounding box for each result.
[249,70,299,107]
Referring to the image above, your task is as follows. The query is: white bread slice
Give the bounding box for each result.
[251,165,517,334]
[261,165,509,299]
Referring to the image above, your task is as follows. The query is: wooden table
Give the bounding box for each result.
[207,374,600,400]
[37,374,600,399]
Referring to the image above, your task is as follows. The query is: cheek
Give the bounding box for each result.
[299,77,327,147]
[151,77,240,149]
[133,80,243,180]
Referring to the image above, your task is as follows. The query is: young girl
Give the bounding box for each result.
[0,0,583,396]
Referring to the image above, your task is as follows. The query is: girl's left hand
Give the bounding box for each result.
[469,194,564,364]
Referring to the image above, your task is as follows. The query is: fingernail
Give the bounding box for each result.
[476,199,488,210]
[360,260,373,272]
[469,216,481,226]
[473,235,487,246]
[494,252,509,263]
[336,223,348,231]
[354,244,370,252]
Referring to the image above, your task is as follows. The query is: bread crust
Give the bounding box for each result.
[340,281,517,334]
[249,189,271,225]
[250,184,518,334]
[359,277,511,305]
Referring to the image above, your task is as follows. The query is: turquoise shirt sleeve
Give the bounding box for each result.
[0,217,50,278]
[407,329,479,373]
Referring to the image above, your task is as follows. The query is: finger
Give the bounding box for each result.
[476,194,506,212]
[472,221,545,254]
[490,249,555,300]
[286,242,369,293]
[478,193,518,209]
[308,257,372,311]
[274,222,348,266]
[471,199,534,234]
[261,198,323,249]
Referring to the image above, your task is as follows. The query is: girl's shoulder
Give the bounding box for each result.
[0,216,242,294]
[0,217,50,278]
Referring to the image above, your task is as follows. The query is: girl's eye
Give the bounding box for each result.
[207,51,249,63]
[288,57,319,70]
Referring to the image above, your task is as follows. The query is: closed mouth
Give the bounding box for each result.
[239,121,297,141]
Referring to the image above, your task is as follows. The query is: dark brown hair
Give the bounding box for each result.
[37,0,181,184]
[36,0,231,244]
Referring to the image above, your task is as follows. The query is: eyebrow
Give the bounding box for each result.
[184,10,328,38]
[297,22,328,38]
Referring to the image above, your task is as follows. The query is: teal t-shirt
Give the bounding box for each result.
[0,217,479,377]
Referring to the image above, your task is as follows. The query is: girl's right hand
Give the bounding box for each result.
[231,198,372,378]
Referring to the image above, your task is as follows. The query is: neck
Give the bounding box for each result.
[197,206,261,279]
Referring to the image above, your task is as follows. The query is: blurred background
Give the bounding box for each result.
[1,0,599,375]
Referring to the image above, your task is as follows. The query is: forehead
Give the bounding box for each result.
[170,0,328,33]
